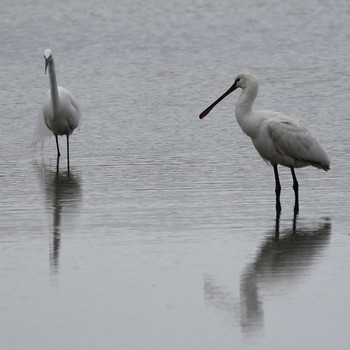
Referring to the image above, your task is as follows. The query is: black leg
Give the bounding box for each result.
[273,164,281,214]
[291,167,299,215]
[55,134,61,158]
[292,211,297,232]
[66,134,70,173]
[274,210,281,240]
[56,156,60,174]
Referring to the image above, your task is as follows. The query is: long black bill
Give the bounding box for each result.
[199,81,238,119]
[45,59,49,74]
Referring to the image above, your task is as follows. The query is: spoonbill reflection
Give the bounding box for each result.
[41,49,81,171]
[199,72,330,214]
[203,217,331,334]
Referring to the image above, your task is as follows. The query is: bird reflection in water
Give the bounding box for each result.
[204,215,331,334]
[34,162,82,275]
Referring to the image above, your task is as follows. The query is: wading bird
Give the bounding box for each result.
[41,48,81,171]
[199,72,330,215]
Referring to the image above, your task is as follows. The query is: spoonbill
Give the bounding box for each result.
[199,72,330,214]
[41,48,81,171]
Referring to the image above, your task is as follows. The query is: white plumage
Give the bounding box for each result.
[251,112,329,171]
[42,86,80,136]
[39,48,81,171]
[199,71,330,214]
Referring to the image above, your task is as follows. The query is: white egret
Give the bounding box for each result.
[199,72,330,214]
[41,48,81,171]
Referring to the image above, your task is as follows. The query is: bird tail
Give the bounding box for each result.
[304,138,331,172]
[33,110,52,150]
[305,145,330,171]
[310,160,330,171]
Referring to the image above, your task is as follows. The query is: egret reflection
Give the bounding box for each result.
[204,216,331,334]
[34,162,82,275]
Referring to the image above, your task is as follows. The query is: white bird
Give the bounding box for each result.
[199,71,330,215]
[41,48,81,171]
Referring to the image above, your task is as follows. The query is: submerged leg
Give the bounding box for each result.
[274,210,281,240]
[55,134,61,158]
[292,211,297,232]
[291,167,299,215]
[56,156,60,174]
[66,134,70,173]
[273,164,281,214]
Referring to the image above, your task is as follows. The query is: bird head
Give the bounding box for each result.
[233,72,258,90]
[199,71,258,119]
[44,49,53,74]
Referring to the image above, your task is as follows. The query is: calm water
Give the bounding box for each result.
[1,0,350,349]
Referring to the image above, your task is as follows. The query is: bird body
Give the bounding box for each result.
[41,48,81,171]
[232,73,329,171]
[199,71,330,214]
[241,110,329,171]
[42,86,80,136]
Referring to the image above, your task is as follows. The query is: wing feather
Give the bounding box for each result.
[58,87,81,130]
[267,119,330,170]
[33,108,53,149]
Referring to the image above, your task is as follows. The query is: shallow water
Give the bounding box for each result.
[1,0,350,349]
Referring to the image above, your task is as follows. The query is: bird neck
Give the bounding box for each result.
[48,59,60,112]
[235,82,258,136]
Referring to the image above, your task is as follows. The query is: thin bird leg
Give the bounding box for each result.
[291,167,299,215]
[66,134,70,173]
[274,211,281,240]
[292,212,297,232]
[55,134,61,158]
[56,156,60,174]
[273,165,282,214]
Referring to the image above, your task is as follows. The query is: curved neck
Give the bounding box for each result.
[48,58,59,112]
[235,82,258,118]
[235,82,259,138]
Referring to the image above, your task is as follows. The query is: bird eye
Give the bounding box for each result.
[236,78,240,83]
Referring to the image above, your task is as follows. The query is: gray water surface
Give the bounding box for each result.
[1,0,350,349]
